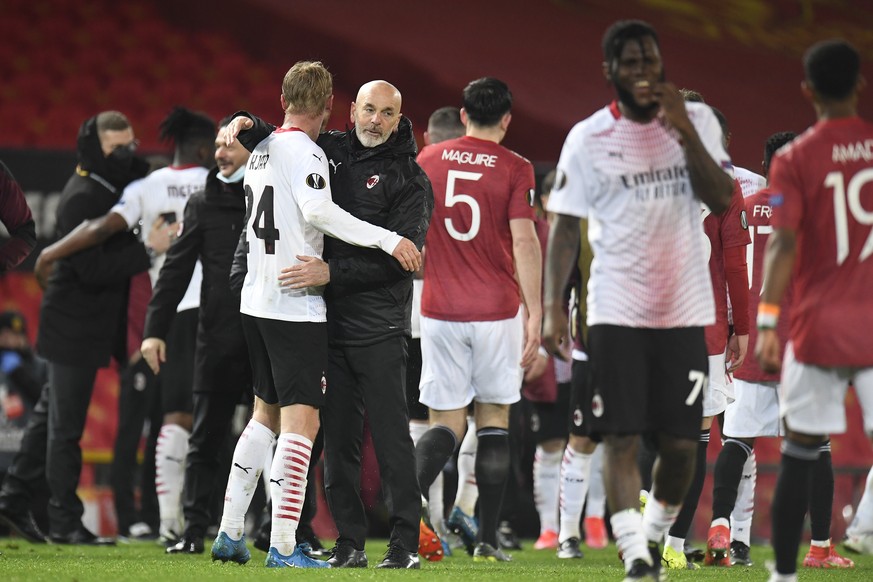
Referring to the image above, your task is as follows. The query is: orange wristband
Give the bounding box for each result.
[757,302,780,330]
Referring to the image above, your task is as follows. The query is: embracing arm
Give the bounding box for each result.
[226,111,275,153]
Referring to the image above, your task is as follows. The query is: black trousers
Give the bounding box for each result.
[111,358,160,534]
[322,336,420,552]
[46,362,98,534]
[181,390,241,539]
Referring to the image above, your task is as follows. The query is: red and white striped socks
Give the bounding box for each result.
[270,433,313,555]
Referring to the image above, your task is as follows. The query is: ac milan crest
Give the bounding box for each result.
[366,175,380,189]
[591,393,604,418]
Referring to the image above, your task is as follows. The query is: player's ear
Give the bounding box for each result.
[500,112,512,132]
[460,108,469,127]
[857,74,867,95]
[602,61,611,83]
[800,80,814,103]
[280,94,288,112]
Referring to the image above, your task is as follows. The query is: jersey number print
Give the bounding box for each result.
[246,184,281,255]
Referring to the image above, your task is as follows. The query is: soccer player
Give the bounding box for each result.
[546,20,733,581]
[707,130,855,570]
[756,39,873,582]
[210,61,420,569]
[415,77,542,562]
[409,105,466,561]
[707,131,796,568]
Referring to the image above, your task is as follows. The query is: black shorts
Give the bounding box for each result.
[529,381,571,444]
[568,359,589,438]
[405,338,428,421]
[160,307,198,415]
[585,325,706,441]
[241,314,327,408]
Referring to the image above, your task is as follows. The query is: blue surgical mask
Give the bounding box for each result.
[217,165,246,184]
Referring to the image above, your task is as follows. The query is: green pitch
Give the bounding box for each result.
[1,538,871,581]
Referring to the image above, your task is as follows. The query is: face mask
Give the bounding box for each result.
[217,164,246,184]
[103,145,149,189]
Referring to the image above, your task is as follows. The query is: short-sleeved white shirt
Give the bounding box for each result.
[548,101,732,329]
[112,165,207,312]
[734,165,767,198]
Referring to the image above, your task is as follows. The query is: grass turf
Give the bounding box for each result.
[0,537,870,581]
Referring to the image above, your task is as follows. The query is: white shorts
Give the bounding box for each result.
[703,351,733,417]
[419,309,524,410]
[723,378,782,438]
[780,342,873,435]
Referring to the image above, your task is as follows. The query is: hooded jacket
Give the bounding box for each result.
[234,113,433,346]
[144,167,250,393]
[37,115,151,367]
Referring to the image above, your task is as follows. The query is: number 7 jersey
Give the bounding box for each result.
[769,116,873,367]
[417,135,536,322]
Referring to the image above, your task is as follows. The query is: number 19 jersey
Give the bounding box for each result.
[417,136,536,322]
[769,116,873,367]
[240,128,331,323]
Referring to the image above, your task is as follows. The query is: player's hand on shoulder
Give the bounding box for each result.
[225,116,254,146]
[392,238,421,272]
[278,255,330,289]
[140,337,166,375]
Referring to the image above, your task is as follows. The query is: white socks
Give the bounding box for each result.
[156,423,190,538]
[533,446,562,534]
[847,465,873,537]
[612,509,650,569]
[454,417,479,516]
[559,445,593,542]
[732,451,757,546]
[219,419,276,540]
[585,446,607,519]
[642,495,680,543]
[270,433,313,555]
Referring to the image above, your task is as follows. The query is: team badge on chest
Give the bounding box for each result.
[366,175,380,189]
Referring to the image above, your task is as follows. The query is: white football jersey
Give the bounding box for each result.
[240,128,402,323]
[548,102,732,329]
[112,165,207,312]
[734,165,766,198]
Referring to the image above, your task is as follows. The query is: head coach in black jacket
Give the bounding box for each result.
[230,79,433,568]
[37,112,151,543]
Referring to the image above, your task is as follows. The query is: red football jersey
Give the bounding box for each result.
[418,136,536,321]
[769,117,873,367]
[734,188,792,383]
[703,179,751,355]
